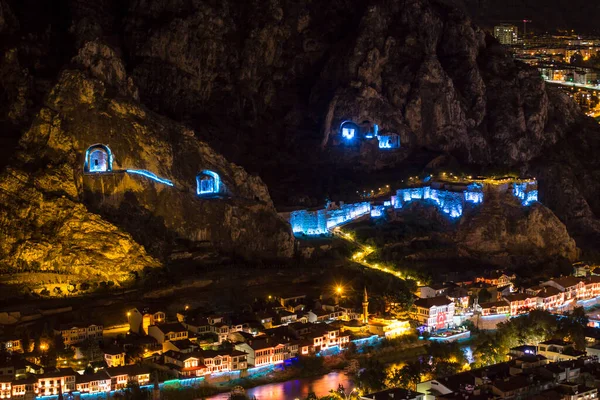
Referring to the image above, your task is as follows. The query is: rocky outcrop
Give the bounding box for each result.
[0,165,160,283]
[0,0,599,259]
[0,40,294,284]
[381,193,578,267]
[456,193,579,264]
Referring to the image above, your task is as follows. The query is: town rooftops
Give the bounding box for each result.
[105,365,152,377]
[103,345,124,355]
[56,322,102,331]
[492,375,535,393]
[152,322,187,334]
[540,339,573,346]
[11,375,37,385]
[437,394,492,400]
[76,370,110,383]
[542,362,575,374]
[137,306,165,315]
[168,339,195,350]
[537,286,563,298]
[361,387,424,400]
[562,347,587,357]
[413,296,453,308]
[479,300,509,308]
[546,276,584,289]
[427,282,449,290]
[310,309,330,317]
[0,357,42,371]
[433,371,477,393]
[201,349,246,358]
[41,368,77,378]
[504,293,536,302]
[510,345,537,354]
[246,338,283,350]
[514,354,547,363]
[585,327,600,340]
[163,350,201,361]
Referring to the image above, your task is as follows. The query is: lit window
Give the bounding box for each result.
[196,170,221,196]
[339,121,360,141]
[85,144,113,173]
[342,128,355,139]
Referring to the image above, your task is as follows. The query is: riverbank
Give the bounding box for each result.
[158,339,429,399]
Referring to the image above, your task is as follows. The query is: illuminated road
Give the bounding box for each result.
[332,227,408,281]
[545,79,600,92]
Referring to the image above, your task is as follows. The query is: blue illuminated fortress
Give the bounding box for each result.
[288,180,539,237]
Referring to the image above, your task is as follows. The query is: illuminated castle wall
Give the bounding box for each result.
[513,182,538,206]
[393,185,482,218]
[393,181,537,219]
[290,202,371,236]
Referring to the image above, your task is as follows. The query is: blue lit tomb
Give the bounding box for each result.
[85,144,112,173]
[378,134,400,149]
[196,170,221,196]
[340,121,360,141]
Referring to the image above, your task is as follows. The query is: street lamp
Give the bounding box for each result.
[335,285,344,306]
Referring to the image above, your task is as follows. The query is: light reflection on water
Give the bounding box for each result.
[206,371,354,400]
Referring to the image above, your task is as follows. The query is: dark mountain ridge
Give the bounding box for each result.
[0,0,598,286]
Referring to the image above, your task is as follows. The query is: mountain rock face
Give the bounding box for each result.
[376,189,579,268]
[456,192,579,264]
[0,39,294,285]
[112,0,599,249]
[0,0,599,275]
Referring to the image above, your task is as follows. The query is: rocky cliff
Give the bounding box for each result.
[0,39,294,287]
[116,0,599,250]
[0,0,599,275]
[456,191,579,264]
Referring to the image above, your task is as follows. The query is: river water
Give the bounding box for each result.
[206,371,354,400]
[206,343,473,399]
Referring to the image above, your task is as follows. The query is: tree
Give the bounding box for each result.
[477,288,491,303]
[123,383,149,400]
[125,345,144,365]
[558,307,589,349]
[570,52,585,65]
[355,359,387,393]
[80,338,101,362]
[296,355,325,377]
